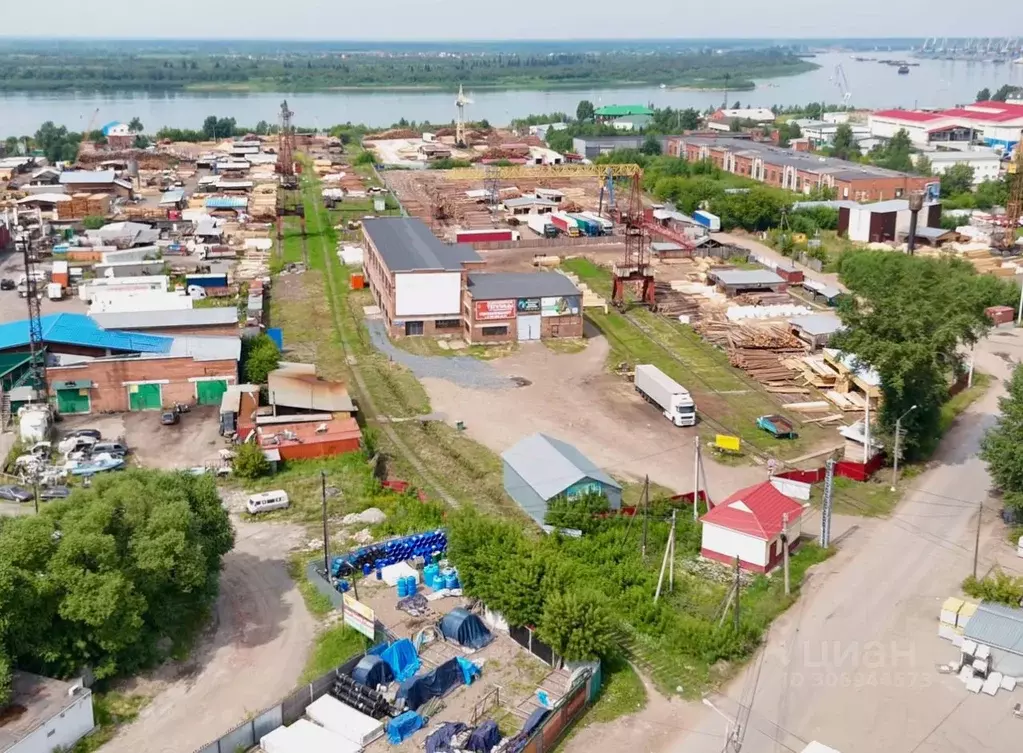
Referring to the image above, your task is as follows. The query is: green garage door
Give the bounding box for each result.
[196,379,229,406]
[129,383,162,411]
[56,388,91,414]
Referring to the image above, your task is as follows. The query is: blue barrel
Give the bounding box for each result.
[397,578,409,598]
[338,579,351,593]
[362,562,372,576]
[406,576,417,595]
[445,572,459,589]
[375,564,383,580]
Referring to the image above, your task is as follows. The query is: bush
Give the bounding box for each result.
[354,151,375,166]
[83,215,106,230]
[242,334,280,384]
[963,569,1023,606]
[538,591,616,661]
[233,441,271,480]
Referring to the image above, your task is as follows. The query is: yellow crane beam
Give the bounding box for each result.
[444,163,643,181]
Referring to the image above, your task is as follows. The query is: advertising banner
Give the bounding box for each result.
[475,299,515,321]
[517,298,541,313]
[540,296,581,317]
[342,594,376,639]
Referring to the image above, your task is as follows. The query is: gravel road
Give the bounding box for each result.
[365,319,513,390]
[101,517,315,753]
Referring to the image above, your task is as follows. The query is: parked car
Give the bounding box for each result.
[91,441,128,456]
[39,486,71,500]
[0,279,15,291]
[161,411,180,426]
[0,485,33,503]
[68,428,102,440]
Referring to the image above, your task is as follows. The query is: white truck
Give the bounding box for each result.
[527,213,556,237]
[634,364,697,427]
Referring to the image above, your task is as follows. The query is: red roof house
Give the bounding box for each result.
[700,480,806,573]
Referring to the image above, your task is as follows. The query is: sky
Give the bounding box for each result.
[3,0,1022,41]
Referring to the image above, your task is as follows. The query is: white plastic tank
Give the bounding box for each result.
[18,405,52,443]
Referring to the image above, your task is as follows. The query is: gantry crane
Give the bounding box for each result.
[999,138,1023,253]
[77,108,100,162]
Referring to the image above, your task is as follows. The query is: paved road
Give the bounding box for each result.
[711,232,848,294]
[677,329,1023,753]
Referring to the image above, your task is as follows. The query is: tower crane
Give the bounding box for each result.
[831,64,852,106]
[455,85,473,148]
[999,137,1023,253]
[77,108,100,162]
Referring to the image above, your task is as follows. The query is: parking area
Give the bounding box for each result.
[0,249,88,320]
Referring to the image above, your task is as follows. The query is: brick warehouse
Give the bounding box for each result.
[362,218,584,344]
[0,314,239,415]
[665,135,933,202]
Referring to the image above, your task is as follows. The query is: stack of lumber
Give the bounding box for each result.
[733,292,793,306]
[825,389,868,411]
[730,349,800,384]
[694,314,729,345]
[787,354,839,388]
[655,282,702,321]
[727,323,803,351]
[962,249,1016,278]
[66,193,110,218]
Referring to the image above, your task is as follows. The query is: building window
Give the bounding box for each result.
[405,321,424,336]
[481,326,509,337]
[895,188,904,198]
[435,318,460,330]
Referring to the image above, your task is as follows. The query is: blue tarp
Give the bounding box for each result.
[425,722,467,753]
[398,657,464,711]
[438,608,493,650]
[387,711,424,744]
[456,656,481,685]
[521,708,550,737]
[466,720,501,753]
[352,654,394,688]
[381,638,421,682]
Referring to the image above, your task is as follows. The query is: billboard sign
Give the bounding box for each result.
[540,296,581,317]
[342,594,376,639]
[517,297,541,313]
[475,299,515,321]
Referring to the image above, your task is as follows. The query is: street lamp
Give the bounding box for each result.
[890,404,917,491]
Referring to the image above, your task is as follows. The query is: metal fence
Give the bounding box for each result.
[471,236,624,251]
[509,625,556,667]
[518,673,592,753]
[793,252,825,272]
[191,653,365,753]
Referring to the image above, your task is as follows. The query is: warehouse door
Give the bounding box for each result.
[517,315,541,342]
[128,383,162,411]
[196,379,229,406]
[56,388,91,415]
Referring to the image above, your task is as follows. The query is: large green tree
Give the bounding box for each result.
[0,471,233,682]
[576,100,595,123]
[940,163,976,197]
[537,591,616,661]
[981,365,1023,512]
[242,334,280,385]
[830,123,861,161]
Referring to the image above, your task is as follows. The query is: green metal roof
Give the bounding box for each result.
[0,352,32,378]
[594,105,654,117]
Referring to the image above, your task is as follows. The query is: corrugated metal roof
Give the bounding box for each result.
[59,170,115,185]
[501,433,621,502]
[92,308,239,330]
[165,335,241,362]
[0,313,171,353]
[788,314,843,337]
[205,196,248,209]
[363,218,481,272]
[160,189,185,205]
[267,368,355,412]
[467,272,580,301]
[503,197,558,208]
[701,481,804,539]
[711,269,785,286]
[964,602,1023,656]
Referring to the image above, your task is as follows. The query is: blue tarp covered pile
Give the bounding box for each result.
[381,638,421,682]
[352,654,394,688]
[466,720,501,753]
[398,657,465,711]
[456,656,481,685]
[387,710,424,744]
[501,708,550,753]
[438,608,493,650]
[425,722,468,753]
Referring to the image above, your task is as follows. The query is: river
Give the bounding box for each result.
[2,52,1022,137]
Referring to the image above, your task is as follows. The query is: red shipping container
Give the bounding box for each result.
[986,305,1014,326]
[455,228,513,243]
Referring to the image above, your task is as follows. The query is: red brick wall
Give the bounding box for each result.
[48,357,237,412]
[834,175,932,202]
[540,315,583,338]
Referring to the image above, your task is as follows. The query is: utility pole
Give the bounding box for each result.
[693,437,701,521]
[782,512,791,596]
[321,470,330,577]
[668,509,677,593]
[820,458,836,548]
[973,499,983,579]
[641,475,650,558]
[654,511,675,602]
[890,405,917,491]
[733,556,741,631]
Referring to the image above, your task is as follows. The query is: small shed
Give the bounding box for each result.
[801,279,843,305]
[963,602,1023,677]
[700,480,805,573]
[788,314,843,350]
[439,608,493,650]
[650,241,686,259]
[501,433,622,525]
[901,225,960,247]
[709,268,786,296]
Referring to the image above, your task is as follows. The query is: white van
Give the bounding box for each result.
[246,490,289,515]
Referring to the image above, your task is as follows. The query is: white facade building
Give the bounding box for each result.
[924,149,1003,184]
[1,673,95,753]
[869,101,1023,151]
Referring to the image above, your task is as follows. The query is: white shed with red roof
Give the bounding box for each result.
[700,480,806,573]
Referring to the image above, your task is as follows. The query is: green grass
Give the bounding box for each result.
[70,693,151,753]
[300,624,371,683]
[552,655,647,750]
[940,372,993,434]
[542,338,588,355]
[288,553,336,617]
[563,258,825,458]
[620,479,677,508]
[810,474,902,517]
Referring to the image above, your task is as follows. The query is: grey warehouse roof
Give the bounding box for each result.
[910,226,951,240]
[789,314,843,337]
[502,433,621,502]
[59,169,116,184]
[363,218,481,272]
[712,269,785,286]
[92,307,239,330]
[964,602,1023,656]
[467,272,580,301]
[165,335,241,362]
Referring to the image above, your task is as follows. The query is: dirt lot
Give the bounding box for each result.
[102,516,316,753]
[422,334,762,498]
[0,249,88,321]
[59,405,228,470]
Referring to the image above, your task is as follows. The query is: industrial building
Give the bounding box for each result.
[593,105,654,123]
[501,433,622,526]
[463,272,583,343]
[789,314,843,350]
[922,149,1003,185]
[707,107,777,131]
[58,170,133,198]
[362,217,484,338]
[838,198,941,243]
[0,313,239,414]
[571,134,678,160]
[709,268,787,296]
[869,100,1023,151]
[0,673,95,753]
[665,136,933,202]
[91,307,240,336]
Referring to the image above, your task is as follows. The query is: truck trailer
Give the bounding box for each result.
[454,228,519,243]
[579,211,614,232]
[693,210,721,232]
[526,213,558,238]
[634,364,697,427]
[568,214,601,236]
[550,212,581,237]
